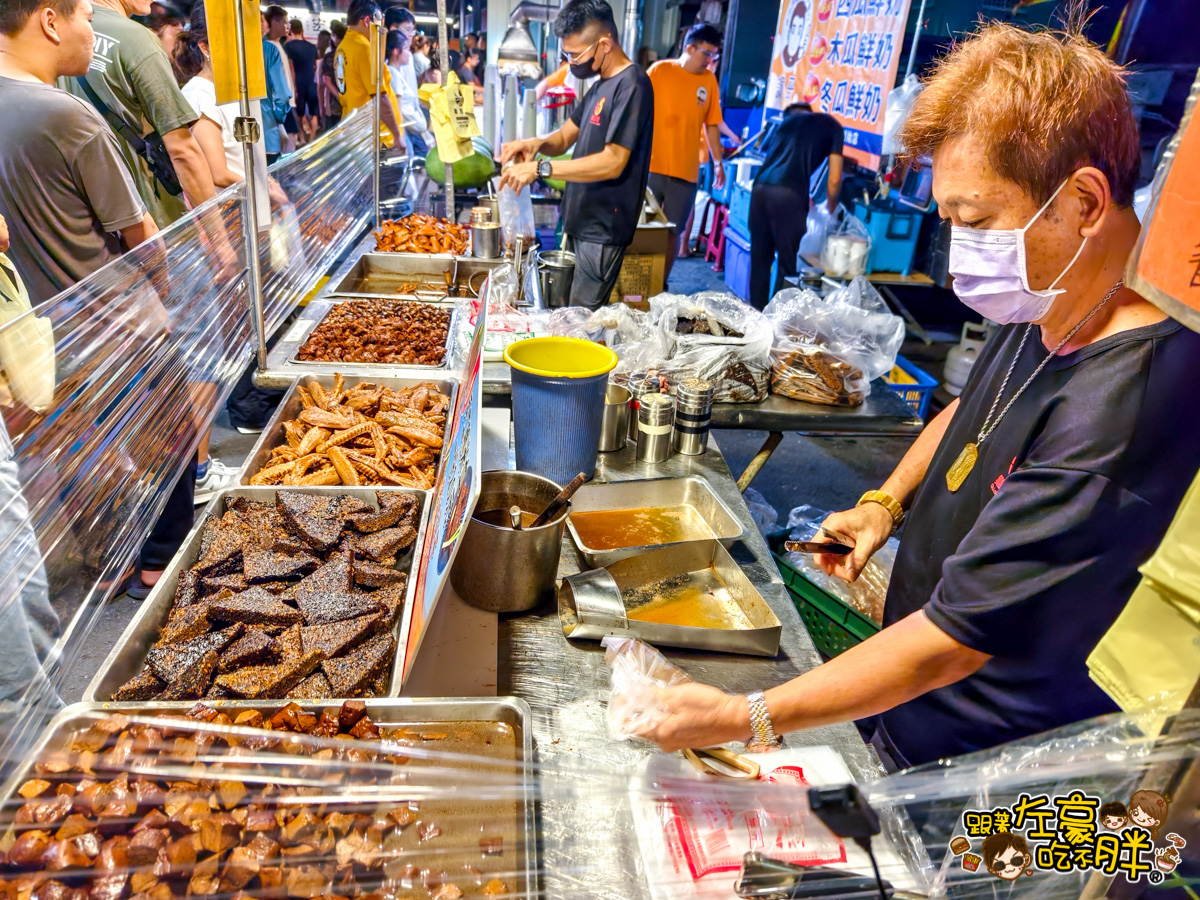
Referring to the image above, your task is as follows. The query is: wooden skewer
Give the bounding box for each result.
[529,472,588,528]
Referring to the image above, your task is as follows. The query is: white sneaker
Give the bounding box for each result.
[194,458,239,505]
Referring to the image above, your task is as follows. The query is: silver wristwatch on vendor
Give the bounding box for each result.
[745,690,783,752]
[537,159,553,179]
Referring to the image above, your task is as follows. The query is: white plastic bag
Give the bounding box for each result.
[763,277,903,405]
[603,635,692,740]
[820,206,871,278]
[882,74,923,156]
[798,201,833,260]
[743,487,778,535]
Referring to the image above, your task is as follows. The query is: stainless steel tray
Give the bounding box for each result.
[285,297,459,371]
[328,251,502,299]
[558,540,782,656]
[566,475,748,567]
[1,698,536,900]
[83,486,431,702]
[238,373,457,486]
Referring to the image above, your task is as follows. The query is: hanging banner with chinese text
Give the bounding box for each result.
[765,0,912,170]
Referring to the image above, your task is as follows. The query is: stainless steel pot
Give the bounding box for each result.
[537,249,576,308]
[472,222,501,259]
[450,470,569,613]
[597,383,631,452]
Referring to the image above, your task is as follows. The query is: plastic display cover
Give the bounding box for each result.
[0,111,375,764]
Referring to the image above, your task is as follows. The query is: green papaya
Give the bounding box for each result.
[425,137,497,188]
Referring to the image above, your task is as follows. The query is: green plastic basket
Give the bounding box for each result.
[767,530,880,659]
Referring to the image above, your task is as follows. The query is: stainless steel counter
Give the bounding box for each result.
[497,437,912,899]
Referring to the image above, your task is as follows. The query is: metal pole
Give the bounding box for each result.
[903,0,926,80]
[373,16,383,227]
[436,0,454,218]
[232,0,268,369]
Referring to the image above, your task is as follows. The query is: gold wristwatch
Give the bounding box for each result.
[857,489,904,531]
[745,691,782,753]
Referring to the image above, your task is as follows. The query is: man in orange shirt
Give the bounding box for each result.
[647,23,725,282]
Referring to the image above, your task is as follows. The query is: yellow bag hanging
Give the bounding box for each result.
[0,255,55,413]
[419,76,476,163]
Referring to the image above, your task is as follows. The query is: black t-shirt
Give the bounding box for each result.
[877,318,1200,767]
[285,38,319,89]
[755,110,843,192]
[563,63,654,247]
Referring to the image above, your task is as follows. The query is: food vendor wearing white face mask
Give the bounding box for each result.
[637,24,1200,767]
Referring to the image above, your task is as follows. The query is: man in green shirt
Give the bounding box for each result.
[63,0,215,226]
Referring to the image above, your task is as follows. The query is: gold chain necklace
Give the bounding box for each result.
[945,280,1124,492]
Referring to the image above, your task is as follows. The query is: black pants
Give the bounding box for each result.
[749,183,807,310]
[140,454,197,571]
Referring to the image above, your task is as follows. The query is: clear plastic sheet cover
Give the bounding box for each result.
[6,704,1190,900]
[0,112,375,765]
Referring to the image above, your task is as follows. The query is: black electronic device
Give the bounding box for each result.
[734,853,896,900]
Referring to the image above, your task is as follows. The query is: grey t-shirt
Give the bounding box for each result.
[0,76,145,305]
[61,6,197,227]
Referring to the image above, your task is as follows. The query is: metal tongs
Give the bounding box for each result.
[784,527,855,557]
[682,747,761,779]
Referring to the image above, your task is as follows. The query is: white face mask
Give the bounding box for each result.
[948,178,1088,325]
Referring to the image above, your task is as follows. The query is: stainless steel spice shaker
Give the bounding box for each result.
[636,392,675,464]
[627,374,660,442]
[673,376,716,456]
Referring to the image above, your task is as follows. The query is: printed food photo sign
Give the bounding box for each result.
[766,0,912,169]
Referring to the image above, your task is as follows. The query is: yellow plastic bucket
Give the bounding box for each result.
[504,337,617,379]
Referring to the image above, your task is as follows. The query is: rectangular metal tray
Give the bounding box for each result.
[286,297,460,370]
[1,698,536,899]
[328,251,503,299]
[559,539,782,656]
[83,486,431,703]
[238,373,457,487]
[566,475,748,567]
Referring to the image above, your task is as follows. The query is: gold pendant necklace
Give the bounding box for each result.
[945,280,1124,493]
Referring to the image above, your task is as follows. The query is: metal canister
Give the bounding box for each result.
[472,222,501,258]
[470,206,492,224]
[673,377,715,456]
[636,392,675,464]
[627,374,660,442]
[597,382,631,452]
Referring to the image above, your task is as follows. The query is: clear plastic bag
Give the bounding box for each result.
[647,291,774,403]
[785,503,896,624]
[743,487,778,535]
[798,201,832,260]
[820,205,871,278]
[603,635,692,740]
[497,167,536,250]
[882,73,923,156]
[764,278,904,405]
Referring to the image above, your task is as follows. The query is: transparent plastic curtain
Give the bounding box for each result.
[0,110,375,766]
[1,704,1196,900]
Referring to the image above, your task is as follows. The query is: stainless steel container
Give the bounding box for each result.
[558,540,782,656]
[537,250,576,309]
[636,392,675,464]
[673,376,716,456]
[470,206,493,224]
[450,470,569,612]
[597,383,631,453]
[565,475,748,566]
[472,222,502,258]
[627,374,661,442]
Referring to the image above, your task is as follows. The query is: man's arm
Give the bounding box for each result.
[119,212,159,248]
[825,152,843,213]
[815,397,958,582]
[378,92,402,144]
[499,119,580,165]
[160,127,217,207]
[641,610,990,751]
[718,119,740,144]
[543,143,630,182]
[705,123,725,190]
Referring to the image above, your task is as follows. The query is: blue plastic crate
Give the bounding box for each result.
[884,355,937,418]
[853,199,921,276]
[723,225,752,301]
[729,182,752,235]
